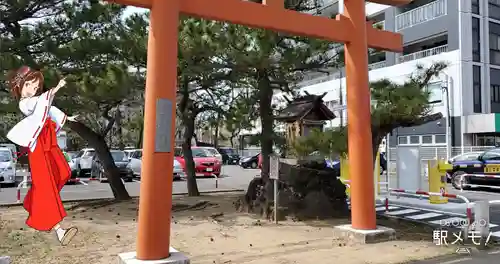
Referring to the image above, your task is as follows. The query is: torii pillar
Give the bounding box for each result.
[106,0,411,262]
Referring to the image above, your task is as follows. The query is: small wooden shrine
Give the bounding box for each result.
[275,92,336,148]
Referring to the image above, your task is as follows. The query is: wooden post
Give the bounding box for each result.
[343,0,376,230]
[135,0,179,260]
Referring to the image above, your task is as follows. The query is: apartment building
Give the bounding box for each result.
[265,0,500,148]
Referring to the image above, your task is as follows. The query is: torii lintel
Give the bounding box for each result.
[109,0,408,52]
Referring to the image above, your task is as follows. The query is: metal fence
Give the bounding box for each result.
[386,146,494,190]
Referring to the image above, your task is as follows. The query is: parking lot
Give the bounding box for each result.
[0,165,260,205]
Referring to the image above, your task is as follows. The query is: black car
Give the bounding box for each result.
[448,148,500,189]
[218,147,240,165]
[90,150,134,182]
[239,153,259,169]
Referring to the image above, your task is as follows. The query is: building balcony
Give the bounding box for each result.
[395,0,447,31]
[298,61,388,87]
[368,61,387,70]
[397,45,448,64]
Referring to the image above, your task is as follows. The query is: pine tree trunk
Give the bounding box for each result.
[136,122,143,149]
[66,121,131,200]
[182,113,200,196]
[258,75,274,183]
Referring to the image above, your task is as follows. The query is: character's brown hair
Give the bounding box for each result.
[6,66,44,100]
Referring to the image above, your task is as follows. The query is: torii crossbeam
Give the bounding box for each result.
[106,0,411,261]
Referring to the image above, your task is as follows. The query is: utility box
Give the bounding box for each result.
[396,146,421,191]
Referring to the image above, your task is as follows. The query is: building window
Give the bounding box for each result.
[473,65,482,113]
[473,17,480,62]
[489,0,500,20]
[409,136,420,144]
[490,22,500,65]
[491,68,500,113]
[492,85,500,103]
[472,0,479,14]
[435,134,447,144]
[422,135,433,144]
[397,134,446,145]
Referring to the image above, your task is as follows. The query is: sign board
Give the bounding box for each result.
[269,155,280,180]
[155,98,173,152]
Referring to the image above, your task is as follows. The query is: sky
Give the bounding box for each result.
[122,6,147,18]
[121,3,390,18]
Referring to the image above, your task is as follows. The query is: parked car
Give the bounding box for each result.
[445,151,483,182]
[447,148,500,189]
[0,143,17,158]
[200,147,223,163]
[217,147,240,165]
[448,151,483,163]
[124,148,139,159]
[73,148,95,176]
[90,150,134,182]
[66,151,79,160]
[240,153,260,169]
[175,147,222,177]
[63,151,79,178]
[126,149,184,180]
[0,147,16,186]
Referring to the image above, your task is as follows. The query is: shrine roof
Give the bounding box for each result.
[275,93,336,122]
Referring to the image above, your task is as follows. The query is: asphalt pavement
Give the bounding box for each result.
[409,249,500,264]
[0,165,260,205]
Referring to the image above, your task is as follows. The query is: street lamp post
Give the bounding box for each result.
[441,82,451,160]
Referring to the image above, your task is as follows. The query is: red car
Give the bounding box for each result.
[175,147,222,177]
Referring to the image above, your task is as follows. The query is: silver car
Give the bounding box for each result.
[73,148,95,176]
[0,148,16,186]
[126,149,184,180]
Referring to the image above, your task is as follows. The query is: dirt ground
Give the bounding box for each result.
[0,193,455,264]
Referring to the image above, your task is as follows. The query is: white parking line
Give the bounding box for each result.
[490,231,500,237]
[406,212,443,220]
[386,209,420,216]
[376,206,399,211]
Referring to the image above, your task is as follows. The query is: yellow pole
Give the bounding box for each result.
[340,153,350,197]
[428,160,448,204]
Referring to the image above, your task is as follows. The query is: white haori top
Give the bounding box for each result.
[7,90,67,152]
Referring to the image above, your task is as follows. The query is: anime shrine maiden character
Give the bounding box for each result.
[6,66,79,246]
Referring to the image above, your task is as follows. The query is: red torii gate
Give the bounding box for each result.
[107,0,411,261]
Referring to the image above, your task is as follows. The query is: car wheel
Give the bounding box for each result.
[250,162,258,169]
[78,167,85,178]
[451,171,470,190]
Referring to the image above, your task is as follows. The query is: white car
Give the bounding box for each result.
[0,147,16,186]
[73,148,95,176]
[126,149,184,180]
[200,147,223,163]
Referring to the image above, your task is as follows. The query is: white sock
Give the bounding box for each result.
[53,224,65,240]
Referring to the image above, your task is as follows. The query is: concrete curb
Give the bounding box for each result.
[0,189,245,207]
